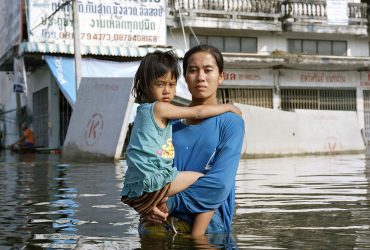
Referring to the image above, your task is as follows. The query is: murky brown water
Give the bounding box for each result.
[1,150,370,249]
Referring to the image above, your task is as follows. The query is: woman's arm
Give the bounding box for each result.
[167,115,245,214]
[145,114,244,223]
[192,210,215,237]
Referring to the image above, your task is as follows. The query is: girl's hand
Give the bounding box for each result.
[142,197,169,224]
[151,206,169,222]
[228,104,242,116]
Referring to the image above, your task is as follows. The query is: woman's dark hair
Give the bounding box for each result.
[132,50,180,103]
[182,44,224,77]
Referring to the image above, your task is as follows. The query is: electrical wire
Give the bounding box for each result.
[28,0,72,35]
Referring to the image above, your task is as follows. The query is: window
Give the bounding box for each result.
[288,39,302,53]
[241,37,257,53]
[190,35,207,46]
[190,35,257,53]
[287,39,347,56]
[225,37,240,52]
[208,36,224,51]
[332,41,347,56]
[303,40,316,54]
[318,41,331,55]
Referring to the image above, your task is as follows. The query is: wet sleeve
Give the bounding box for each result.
[167,116,245,214]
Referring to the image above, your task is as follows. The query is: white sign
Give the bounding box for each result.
[222,69,273,86]
[280,69,358,87]
[13,57,27,93]
[360,72,370,88]
[326,0,348,25]
[28,0,166,47]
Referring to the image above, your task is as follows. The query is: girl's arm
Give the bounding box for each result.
[154,102,241,122]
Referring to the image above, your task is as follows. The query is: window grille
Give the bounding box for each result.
[281,88,356,111]
[217,88,273,108]
[33,87,49,147]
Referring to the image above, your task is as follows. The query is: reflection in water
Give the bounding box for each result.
[1,151,370,249]
[234,154,370,249]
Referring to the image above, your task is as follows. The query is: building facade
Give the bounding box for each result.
[167,0,370,141]
[0,0,370,149]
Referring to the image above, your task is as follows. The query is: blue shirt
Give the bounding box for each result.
[167,112,245,233]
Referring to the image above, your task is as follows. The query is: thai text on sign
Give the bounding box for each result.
[28,0,166,47]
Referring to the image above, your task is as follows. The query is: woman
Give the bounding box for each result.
[121,50,241,236]
[140,44,245,235]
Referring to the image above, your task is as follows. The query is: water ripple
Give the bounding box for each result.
[1,152,370,249]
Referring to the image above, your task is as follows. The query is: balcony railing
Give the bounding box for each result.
[167,0,281,21]
[168,0,367,26]
[280,0,367,25]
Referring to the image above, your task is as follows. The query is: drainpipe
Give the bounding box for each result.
[16,92,22,136]
[273,67,281,110]
[72,0,81,100]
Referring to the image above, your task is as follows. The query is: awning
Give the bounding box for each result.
[45,56,191,106]
[20,42,186,58]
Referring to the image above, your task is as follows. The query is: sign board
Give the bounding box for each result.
[13,57,27,93]
[13,84,24,93]
[280,69,358,87]
[326,0,348,25]
[360,72,370,88]
[45,56,191,107]
[0,0,21,59]
[27,0,166,47]
[222,69,273,87]
[62,77,134,161]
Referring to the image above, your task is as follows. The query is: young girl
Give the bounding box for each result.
[121,50,241,237]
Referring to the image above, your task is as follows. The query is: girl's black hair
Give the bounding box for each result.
[132,50,180,103]
[182,44,224,77]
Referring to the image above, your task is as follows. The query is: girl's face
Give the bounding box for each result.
[185,51,224,104]
[149,72,177,103]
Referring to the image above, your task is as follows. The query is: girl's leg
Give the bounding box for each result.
[191,210,215,237]
[166,171,204,197]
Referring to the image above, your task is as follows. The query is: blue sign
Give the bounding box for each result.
[45,56,76,106]
[13,84,24,93]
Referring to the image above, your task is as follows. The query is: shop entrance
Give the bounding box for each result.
[33,87,49,147]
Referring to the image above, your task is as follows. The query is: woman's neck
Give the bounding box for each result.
[190,97,217,107]
[186,97,218,125]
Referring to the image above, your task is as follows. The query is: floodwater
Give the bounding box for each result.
[1,151,370,249]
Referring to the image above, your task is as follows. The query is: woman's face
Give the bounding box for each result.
[185,51,224,104]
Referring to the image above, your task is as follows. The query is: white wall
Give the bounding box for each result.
[0,72,19,146]
[347,37,369,57]
[236,104,365,157]
[63,77,134,161]
[258,35,286,54]
[167,29,188,50]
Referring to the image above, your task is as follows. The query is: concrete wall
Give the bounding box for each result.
[63,77,134,161]
[0,72,19,146]
[348,37,369,57]
[236,104,366,157]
